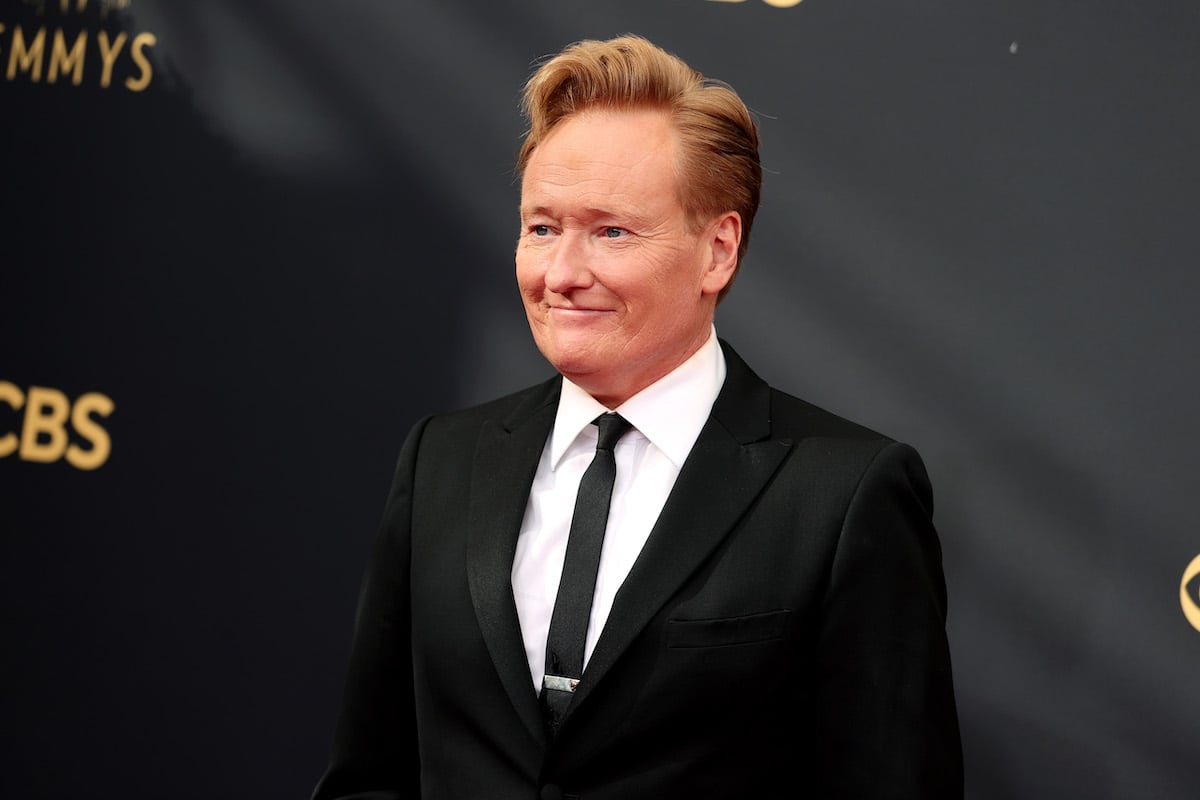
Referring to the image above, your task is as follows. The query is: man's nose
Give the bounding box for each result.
[544,232,594,293]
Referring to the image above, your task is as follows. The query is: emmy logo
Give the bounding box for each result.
[1181,555,1200,633]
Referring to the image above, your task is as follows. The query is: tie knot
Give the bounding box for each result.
[593,413,632,452]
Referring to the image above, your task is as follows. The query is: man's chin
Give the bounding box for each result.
[536,333,610,372]
[545,354,605,382]
[543,350,613,387]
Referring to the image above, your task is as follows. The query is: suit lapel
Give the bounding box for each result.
[567,343,793,717]
[466,379,559,749]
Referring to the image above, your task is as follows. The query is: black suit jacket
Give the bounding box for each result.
[314,342,962,799]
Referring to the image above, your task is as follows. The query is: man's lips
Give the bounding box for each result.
[548,305,614,316]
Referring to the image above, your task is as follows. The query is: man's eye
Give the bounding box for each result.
[532,225,550,236]
[604,227,626,238]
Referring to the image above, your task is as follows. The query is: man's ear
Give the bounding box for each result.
[701,211,742,297]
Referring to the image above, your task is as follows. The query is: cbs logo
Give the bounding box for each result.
[0,382,114,470]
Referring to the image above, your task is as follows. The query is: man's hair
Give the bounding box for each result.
[517,34,761,300]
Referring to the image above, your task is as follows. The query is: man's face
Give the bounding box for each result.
[517,108,738,407]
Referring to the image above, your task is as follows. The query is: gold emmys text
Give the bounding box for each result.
[0,22,155,91]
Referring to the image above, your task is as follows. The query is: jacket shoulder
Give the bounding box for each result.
[768,387,893,444]
[419,376,560,438]
[718,339,894,447]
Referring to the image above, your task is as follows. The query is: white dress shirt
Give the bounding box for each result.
[512,329,727,690]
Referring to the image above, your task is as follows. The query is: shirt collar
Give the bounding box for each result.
[549,328,726,470]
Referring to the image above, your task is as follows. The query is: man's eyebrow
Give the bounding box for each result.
[520,205,555,219]
[521,204,649,225]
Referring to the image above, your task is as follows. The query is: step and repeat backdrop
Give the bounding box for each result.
[3,1,1198,797]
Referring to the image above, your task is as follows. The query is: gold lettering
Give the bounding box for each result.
[97,30,126,89]
[66,392,114,470]
[1181,554,1200,632]
[48,29,87,86]
[705,0,802,5]
[99,0,131,19]
[124,31,155,92]
[19,386,70,463]
[61,0,89,12]
[7,26,46,83]
[0,381,24,458]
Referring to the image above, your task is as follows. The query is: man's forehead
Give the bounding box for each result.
[519,175,677,222]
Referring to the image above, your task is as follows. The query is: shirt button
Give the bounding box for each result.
[539,784,564,800]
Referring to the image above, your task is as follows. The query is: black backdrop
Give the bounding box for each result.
[3,1,1199,797]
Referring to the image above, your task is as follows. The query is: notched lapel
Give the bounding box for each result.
[567,343,793,719]
[466,383,558,749]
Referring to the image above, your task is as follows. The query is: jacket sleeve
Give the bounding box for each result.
[311,417,431,800]
[810,441,964,799]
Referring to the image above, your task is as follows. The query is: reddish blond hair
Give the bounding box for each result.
[517,35,761,299]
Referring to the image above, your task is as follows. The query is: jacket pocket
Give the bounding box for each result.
[666,609,791,649]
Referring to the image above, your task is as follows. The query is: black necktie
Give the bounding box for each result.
[540,412,632,735]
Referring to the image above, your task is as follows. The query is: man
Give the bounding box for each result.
[314,34,962,800]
